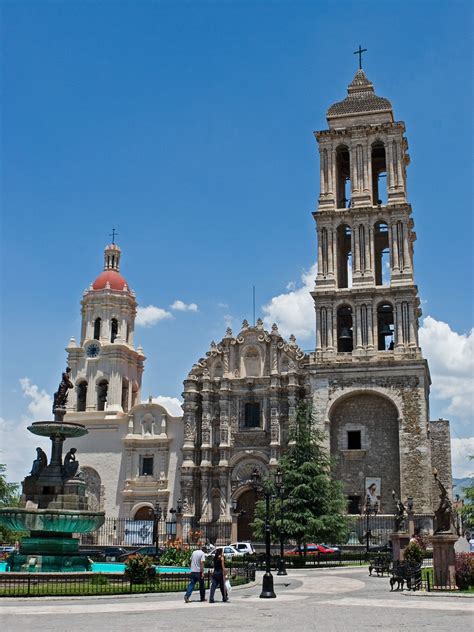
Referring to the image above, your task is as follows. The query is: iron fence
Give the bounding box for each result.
[79,514,435,548]
[0,564,255,598]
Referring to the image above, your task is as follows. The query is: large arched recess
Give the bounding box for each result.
[329,393,400,513]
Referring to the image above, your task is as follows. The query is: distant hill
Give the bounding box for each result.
[453,477,473,500]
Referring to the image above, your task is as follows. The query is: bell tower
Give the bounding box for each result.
[313,68,419,359]
[306,65,449,515]
[65,242,145,414]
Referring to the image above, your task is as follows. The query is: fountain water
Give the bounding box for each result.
[0,368,105,572]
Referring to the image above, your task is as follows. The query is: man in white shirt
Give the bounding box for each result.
[184,545,207,603]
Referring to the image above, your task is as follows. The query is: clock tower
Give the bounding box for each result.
[66,242,145,414]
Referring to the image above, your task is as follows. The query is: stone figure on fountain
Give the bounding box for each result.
[52,367,74,419]
[30,447,47,477]
[63,447,79,479]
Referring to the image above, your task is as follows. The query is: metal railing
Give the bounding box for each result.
[0,564,255,598]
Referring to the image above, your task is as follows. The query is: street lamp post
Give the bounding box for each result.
[364,495,379,554]
[154,501,163,557]
[251,467,276,599]
[275,467,287,576]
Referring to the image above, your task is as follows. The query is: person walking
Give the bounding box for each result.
[184,544,207,603]
[209,547,229,603]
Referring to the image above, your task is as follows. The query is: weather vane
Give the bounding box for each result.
[109,228,118,244]
[353,45,367,70]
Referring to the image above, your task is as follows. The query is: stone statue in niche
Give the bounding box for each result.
[30,447,47,477]
[142,413,154,436]
[159,413,167,435]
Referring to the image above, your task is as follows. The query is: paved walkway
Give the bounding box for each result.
[1,567,472,631]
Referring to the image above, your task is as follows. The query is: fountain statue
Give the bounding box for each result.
[0,368,105,572]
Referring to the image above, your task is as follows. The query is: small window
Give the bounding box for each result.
[348,495,361,515]
[111,318,118,343]
[244,403,260,428]
[140,456,154,476]
[347,430,361,450]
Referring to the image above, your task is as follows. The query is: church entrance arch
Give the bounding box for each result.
[236,489,258,541]
[133,505,154,521]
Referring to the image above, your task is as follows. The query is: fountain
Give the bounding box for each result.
[0,368,105,572]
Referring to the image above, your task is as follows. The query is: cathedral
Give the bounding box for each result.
[65,67,452,540]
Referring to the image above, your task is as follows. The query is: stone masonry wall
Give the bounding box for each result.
[430,419,453,504]
[330,393,400,512]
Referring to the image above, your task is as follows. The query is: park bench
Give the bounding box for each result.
[389,560,422,591]
[368,553,392,577]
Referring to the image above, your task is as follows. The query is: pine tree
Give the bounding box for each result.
[252,403,350,548]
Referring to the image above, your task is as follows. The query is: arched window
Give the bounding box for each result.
[337,305,353,353]
[121,378,129,412]
[131,383,139,408]
[336,145,351,209]
[93,317,101,340]
[377,303,394,350]
[337,224,352,289]
[320,228,328,276]
[76,381,87,412]
[111,318,118,343]
[126,322,130,342]
[374,222,390,285]
[97,379,108,411]
[371,141,387,205]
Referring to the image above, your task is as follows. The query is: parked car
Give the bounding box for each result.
[320,544,341,554]
[230,542,255,555]
[207,545,243,561]
[287,543,336,555]
[118,546,165,562]
[0,545,15,554]
[78,548,107,562]
[105,546,131,560]
[368,542,392,553]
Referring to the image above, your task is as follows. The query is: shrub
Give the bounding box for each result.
[403,542,424,564]
[90,574,109,586]
[159,546,192,567]
[455,553,474,590]
[124,554,155,583]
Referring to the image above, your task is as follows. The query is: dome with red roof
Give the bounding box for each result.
[92,270,129,292]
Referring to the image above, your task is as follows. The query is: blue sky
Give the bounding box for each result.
[1,1,473,481]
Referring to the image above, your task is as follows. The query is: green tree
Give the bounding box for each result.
[0,464,20,507]
[0,463,22,544]
[252,404,350,549]
[460,458,474,534]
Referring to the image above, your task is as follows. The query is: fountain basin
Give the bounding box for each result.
[0,508,105,533]
[28,421,88,439]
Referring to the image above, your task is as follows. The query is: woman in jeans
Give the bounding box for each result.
[209,548,229,603]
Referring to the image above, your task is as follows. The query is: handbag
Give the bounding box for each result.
[225,578,232,592]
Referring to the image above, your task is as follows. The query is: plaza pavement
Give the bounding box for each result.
[0,566,472,632]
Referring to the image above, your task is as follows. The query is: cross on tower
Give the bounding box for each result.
[353,45,367,70]
[109,228,118,244]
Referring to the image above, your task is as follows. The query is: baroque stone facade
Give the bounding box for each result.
[180,320,307,538]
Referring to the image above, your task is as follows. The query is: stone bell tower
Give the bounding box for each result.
[306,66,452,515]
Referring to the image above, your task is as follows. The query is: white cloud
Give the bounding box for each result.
[224,314,234,329]
[0,379,52,484]
[149,396,183,417]
[262,263,317,341]
[451,438,474,478]
[170,300,198,312]
[420,317,474,419]
[19,378,52,420]
[217,302,229,309]
[136,305,172,327]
